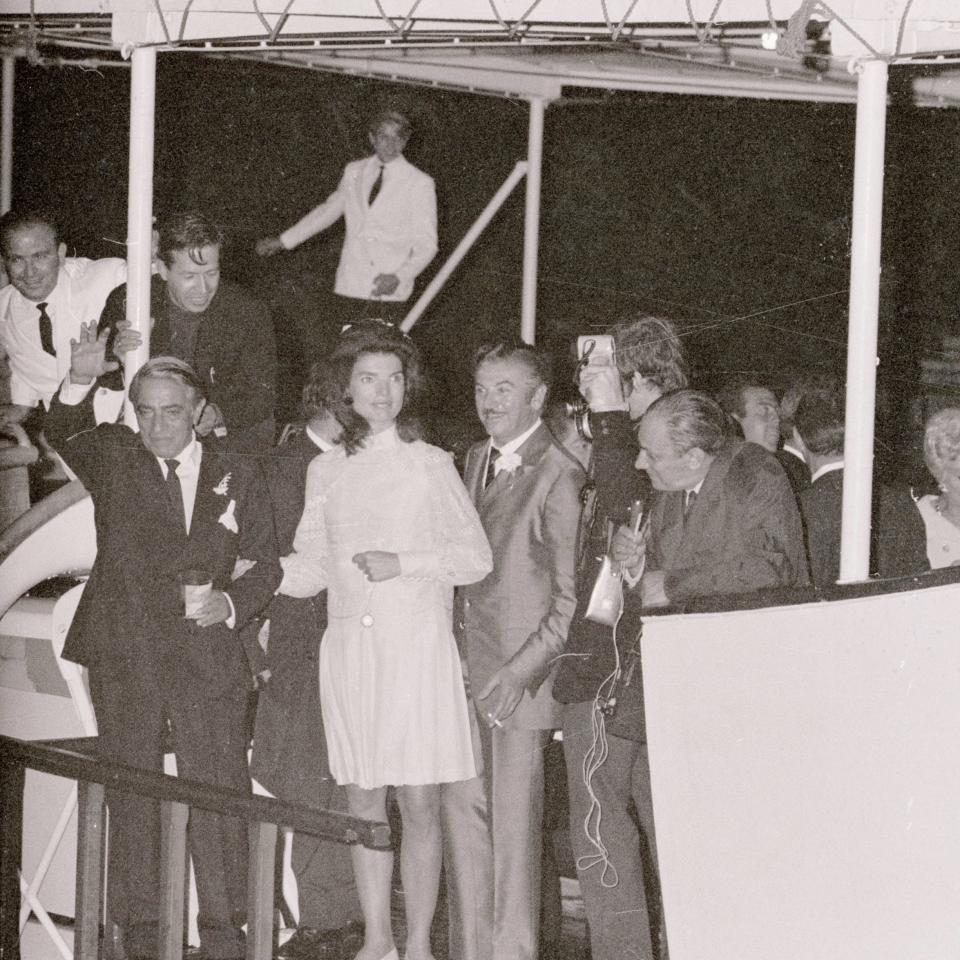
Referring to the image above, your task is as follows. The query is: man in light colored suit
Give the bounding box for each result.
[456,339,585,960]
[256,110,437,323]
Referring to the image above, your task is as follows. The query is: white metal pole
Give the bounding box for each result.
[1,55,14,214]
[402,161,529,333]
[520,98,545,345]
[839,58,888,583]
[123,46,157,428]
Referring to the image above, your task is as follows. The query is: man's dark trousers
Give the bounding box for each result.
[91,664,250,957]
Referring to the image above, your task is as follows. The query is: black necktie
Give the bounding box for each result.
[164,459,187,533]
[368,163,384,206]
[37,302,56,357]
[484,447,501,489]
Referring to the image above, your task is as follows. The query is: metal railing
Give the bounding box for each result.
[0,735,389,960]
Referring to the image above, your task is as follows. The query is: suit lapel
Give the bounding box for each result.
[667,442,736,567]
[464,445,485,506]
[355,158,373,213]
[189,446,229,542]
[479,423,552,511]
[656,491,686,568]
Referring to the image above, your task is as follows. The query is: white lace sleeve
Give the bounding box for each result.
[279,456,330,598]
[398,448,492,585]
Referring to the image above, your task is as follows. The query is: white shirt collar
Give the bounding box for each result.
[156,435,201,475]
[811,459,844,483]
[305,423,336,453]
[781,442,804,461]
[492,418,542,458]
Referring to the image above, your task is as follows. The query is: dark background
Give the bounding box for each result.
[12,55,960,454]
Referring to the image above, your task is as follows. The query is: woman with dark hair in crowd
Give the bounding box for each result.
[278,321,492,960]
[878,407,960,578]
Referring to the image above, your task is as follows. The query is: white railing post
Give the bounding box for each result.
[123,46,157,428]
[520,97,546,345]
[1,55,14,215]
[839,58,888,583]
[401,161,528,333]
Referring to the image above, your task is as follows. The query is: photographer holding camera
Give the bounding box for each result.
[553,313,687,960]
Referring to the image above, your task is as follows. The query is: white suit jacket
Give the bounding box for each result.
[280,154,438,302]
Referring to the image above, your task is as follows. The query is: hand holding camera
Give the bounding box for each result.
[576,335,626,413]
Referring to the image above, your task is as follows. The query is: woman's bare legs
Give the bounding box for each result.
[346,784,395,960]
[395,784,442,960]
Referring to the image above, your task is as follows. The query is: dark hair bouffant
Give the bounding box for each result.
[329,321,427,455]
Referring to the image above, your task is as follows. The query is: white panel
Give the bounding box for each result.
[0,495,95,623]
[643,581,960,960]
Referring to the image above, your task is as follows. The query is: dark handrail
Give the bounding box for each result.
[0,736,390,846]
[0,734,390,960]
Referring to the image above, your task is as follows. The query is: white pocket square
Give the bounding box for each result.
[218,499,238,534]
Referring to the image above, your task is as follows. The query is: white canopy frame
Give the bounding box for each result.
[3,2,960,583]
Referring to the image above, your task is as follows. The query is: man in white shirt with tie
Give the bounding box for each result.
[256,110,438,324]
[0,208,126,423]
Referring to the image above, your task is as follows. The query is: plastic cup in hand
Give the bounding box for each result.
[178,570,212,617]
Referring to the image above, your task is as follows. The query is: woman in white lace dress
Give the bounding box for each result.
[280,322,492,960]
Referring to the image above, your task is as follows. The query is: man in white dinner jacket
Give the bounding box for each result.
[256,110,437,325]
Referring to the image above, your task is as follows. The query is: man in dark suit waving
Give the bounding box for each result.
[45,326,281,959]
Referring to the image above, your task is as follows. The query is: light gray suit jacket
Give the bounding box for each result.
[457,423,585,730]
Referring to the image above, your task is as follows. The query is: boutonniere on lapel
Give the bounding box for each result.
[218,499,238,534]
[212,473,232,496]
[493,451,523,478]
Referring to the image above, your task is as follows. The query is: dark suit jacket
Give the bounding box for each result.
[248,428,332,799]
[647,439,808,602]
[876,485,930,579]
[458,423,585,729]
[776,447,811,499]
[553,408,648,705]
[45,389,281,699]
[98,278,277,449]
[799,467,844,588]
[800,470,929,584]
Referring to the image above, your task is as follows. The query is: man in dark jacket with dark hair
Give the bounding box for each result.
[98,211,277,450]
[552,313,687,960]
